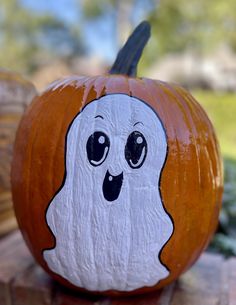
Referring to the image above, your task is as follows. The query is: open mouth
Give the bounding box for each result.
[102,170,123,202]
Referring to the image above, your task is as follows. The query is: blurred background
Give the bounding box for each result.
[0,0,235,255]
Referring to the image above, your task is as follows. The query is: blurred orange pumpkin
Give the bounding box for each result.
[11,22,223,296]
[0,69,36,236]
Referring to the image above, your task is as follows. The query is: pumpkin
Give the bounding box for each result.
[0,69,36,236]
[11,22,223,296]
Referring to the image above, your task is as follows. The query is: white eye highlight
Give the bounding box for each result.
[98,136,105,144]
[136,136,143,144]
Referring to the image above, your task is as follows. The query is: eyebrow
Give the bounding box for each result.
[133,121,144,127]
[95,115,104,119]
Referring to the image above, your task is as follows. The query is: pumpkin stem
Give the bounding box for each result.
[109,21,151,77]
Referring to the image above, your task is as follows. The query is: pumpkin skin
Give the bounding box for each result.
[11,74,223,296]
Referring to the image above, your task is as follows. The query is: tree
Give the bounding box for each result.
[0,0,85,73]
[80,0,236,71]
[80,0,152,48]
[146,0,236,62]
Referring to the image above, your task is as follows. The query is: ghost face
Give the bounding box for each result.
[43,94,174,292]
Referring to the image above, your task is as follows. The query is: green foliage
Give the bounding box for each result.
[194,91,236,159]
[210,158,236,257]
[210,233,236,257]
[81,0,236,72]
[144,0,236,67]
[80,0,133,19]
[81,0,114,18]
[194,91,236,257]
[0,0,84,73]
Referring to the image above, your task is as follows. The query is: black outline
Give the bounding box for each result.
[86,131,110,167]
[102,170,124,202]
[94,115,104,119]
[42,92,175,288]
[124,130,148,169]
[133,121,144,127]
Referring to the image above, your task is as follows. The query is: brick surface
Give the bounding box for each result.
[0,231,33,305]
[170,253,224,305]
[11,264,53,305]
[54,286,101,305]
[228,258,236,305]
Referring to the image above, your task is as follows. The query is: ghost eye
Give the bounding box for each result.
[86,132,110,166]
[125,131,147,169]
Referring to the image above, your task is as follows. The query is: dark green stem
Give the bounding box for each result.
[109,21,151,77]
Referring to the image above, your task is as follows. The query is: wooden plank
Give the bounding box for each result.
[0,231,34,305]
[11,265,53,305]
[170,253,224,305]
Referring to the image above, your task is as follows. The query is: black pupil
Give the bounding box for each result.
[125,131,147,169]
[86,132,109,166]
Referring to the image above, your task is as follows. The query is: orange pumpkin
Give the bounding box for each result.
[11,22,223,296]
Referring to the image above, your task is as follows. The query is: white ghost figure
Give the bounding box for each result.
[43,93,174,292]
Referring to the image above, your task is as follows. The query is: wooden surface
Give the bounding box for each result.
[0,230,236,305]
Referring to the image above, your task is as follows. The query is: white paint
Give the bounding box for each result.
[43,94,173,292]
[137,136,143,144]
[44,76,89,92]
[98,135,105,144]
[90,146,109,166]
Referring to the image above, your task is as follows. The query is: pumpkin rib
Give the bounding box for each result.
[24,94,49,204]
[154,81,189,273]
[44,79,93,216]
[41,91,82,238]
[177,88,223,246]
[83,77,101,287]
[152,81,204,276]
[134,78,175,281]
[26,92,54,205]
[176,96,214,263]
[171,85,222,266]
[116,78,133,290]
[193,150,217,262]
[50,78,90,194]
[164,84,202,198]
[185,90,222,177]
[93,76,108,98]
[51,89,80,195]
[133,78,175,289]
[52,77,105,288]
[104,75,130,95]
[14,90,55,254]
[27,89,66,252]
[81,76,99,105]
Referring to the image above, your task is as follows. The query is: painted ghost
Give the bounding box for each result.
[43,94,174,292]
